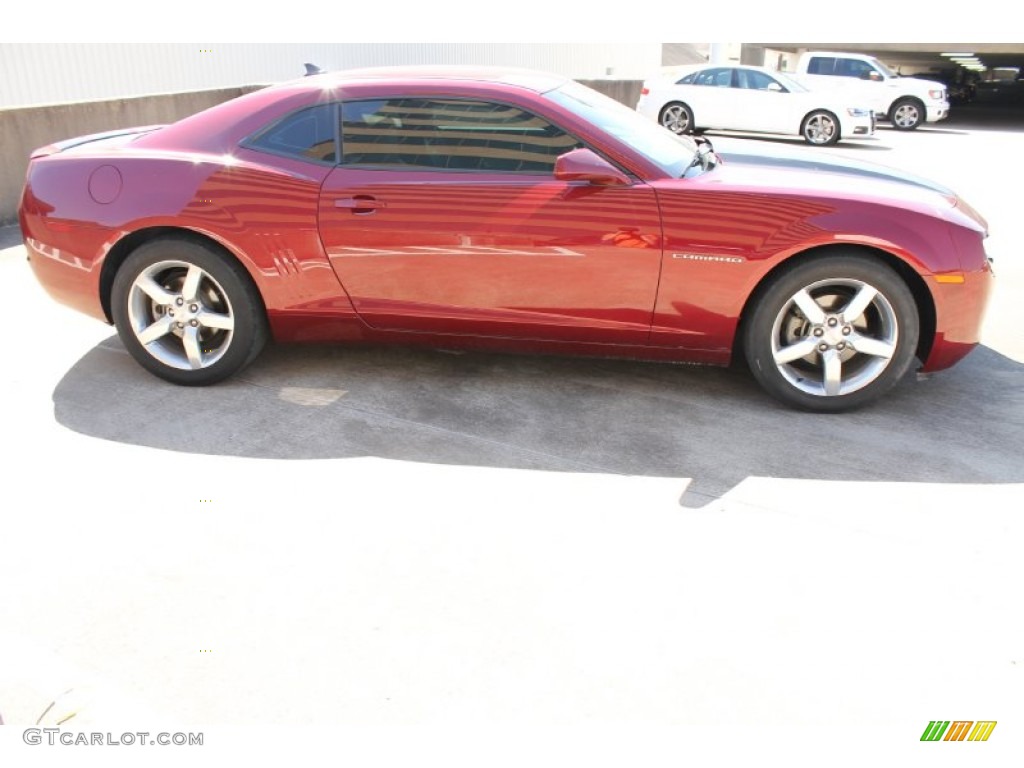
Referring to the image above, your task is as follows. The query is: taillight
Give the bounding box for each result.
[640,87,650,95]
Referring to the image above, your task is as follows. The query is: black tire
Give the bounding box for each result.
[801,110,840,146]
[111,236,268,385]
[743,253,919,412]
[659,102,694,135]
[889,98,924,130]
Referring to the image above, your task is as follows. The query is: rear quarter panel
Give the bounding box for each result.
[21,149,351,323]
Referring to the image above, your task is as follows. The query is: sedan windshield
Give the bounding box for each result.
[545,80,697,178]
[771,70,809,93]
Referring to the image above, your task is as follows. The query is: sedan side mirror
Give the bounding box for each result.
[767,82,784,92]
[554,148,631,186]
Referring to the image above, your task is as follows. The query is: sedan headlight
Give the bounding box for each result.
[846,108,871,117]
[928,89,945,100]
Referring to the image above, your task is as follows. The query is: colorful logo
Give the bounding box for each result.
[921,721,997,741]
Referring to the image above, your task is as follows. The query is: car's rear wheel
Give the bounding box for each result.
[890,98,924,130]
[111,237,267,385]
[801,110,840,145]
[743,254,919,412]
[659,102,694,135]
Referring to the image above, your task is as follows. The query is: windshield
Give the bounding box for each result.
[870,57,898,78]
[772,70,809,93]
[545,80,697,178]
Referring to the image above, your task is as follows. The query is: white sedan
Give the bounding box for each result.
[636,64,875,146]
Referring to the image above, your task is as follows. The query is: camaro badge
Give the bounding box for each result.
[673,253,746,263]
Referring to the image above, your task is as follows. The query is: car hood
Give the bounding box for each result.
[668,141,988,234]
[892,75,944,89]
[711,142,956,200]
[662,140,991,230]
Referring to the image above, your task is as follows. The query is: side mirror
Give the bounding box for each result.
[554,148,631,186]
[766,82,784,92]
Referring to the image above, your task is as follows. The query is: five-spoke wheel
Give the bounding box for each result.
[801,110,840,146]
[659,102,694,135]
[127,260,235,371]
[112,238,267,385]
[744,254,919,411]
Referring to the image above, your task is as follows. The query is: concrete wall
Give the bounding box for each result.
[662,44,709,66]
[2,44,663,109]
[1,81,642,225]
[579,79,644,109]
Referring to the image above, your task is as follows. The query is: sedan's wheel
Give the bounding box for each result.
[890,98,924,130]
[112,237,267,385]
[743,254,919,412]
[659,102,694,135]
[801,110,840,146]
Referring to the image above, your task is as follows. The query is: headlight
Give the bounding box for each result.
[928,89,945,100]
[846,108,871,117]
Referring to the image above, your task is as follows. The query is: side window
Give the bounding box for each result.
[693,68,733,87]
[676,72,696,85]
[836,58,876,79]
[806,57,836,76]
[736,69,783,91]
[339,98,582,173]
[737,70,782,91]
[246,104,336,163]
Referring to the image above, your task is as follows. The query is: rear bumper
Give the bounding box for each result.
[24,234,108,322]
[20,172,111,322]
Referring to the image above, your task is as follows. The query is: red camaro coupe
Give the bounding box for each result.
[19,67,992,411]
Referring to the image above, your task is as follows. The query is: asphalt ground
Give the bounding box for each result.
[1,115,1022,762]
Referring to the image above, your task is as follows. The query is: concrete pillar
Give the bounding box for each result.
[740,45,766,66]
[709,43,729,64]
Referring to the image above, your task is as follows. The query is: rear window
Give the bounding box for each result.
[693,68,733,87]
[246,104,336,163]
[807,57,836,76]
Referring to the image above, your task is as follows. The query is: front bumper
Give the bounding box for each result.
[926,101,951,122]
[842,112,875,138]
[921,261,993,372]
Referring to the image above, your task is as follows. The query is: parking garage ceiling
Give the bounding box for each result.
[753,43,1024,73]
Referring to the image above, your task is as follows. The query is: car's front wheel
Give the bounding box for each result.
[659,102,694,135]
[801,110,840,145]
[111,237,268,385]
[889,98,924,130]
[743,254,919,412]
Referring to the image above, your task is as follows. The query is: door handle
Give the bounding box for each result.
[335,196,385,214]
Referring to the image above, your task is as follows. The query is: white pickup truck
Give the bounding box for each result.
[790,52,949,130]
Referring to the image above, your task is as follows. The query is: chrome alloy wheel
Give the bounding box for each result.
[892,103,921,129]
[770,278,898,397]
[126,260,236,370]
[804,113,837,145]
[661,104,691,134]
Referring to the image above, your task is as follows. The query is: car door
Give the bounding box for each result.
[317,96,664,344]
[683,67,737,129]
[729,69,797,135]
